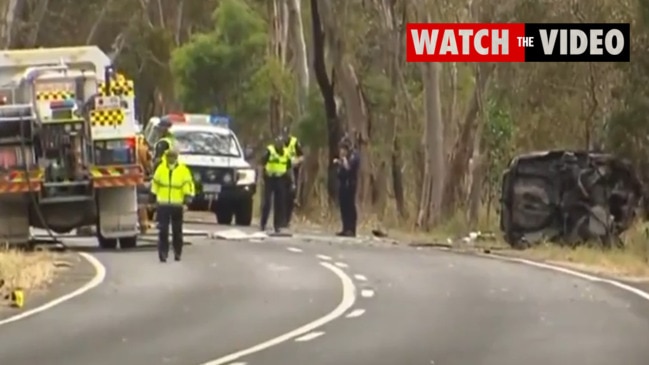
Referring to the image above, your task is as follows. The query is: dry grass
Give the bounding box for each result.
[508,223,649,279]
[0,249,57,293]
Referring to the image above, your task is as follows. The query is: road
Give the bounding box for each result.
[2,226,649,365]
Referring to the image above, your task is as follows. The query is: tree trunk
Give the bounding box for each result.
[423,61,446,227]
[442,63,495,217]
[287,0,309,120]
[268,0,290,134]
[0,0,22,49]
[310,0,342,203]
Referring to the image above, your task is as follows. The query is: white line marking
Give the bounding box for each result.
[287,247,303,253]
[486,254,649,300]
[334,262,348,268]
[200,261,356,364]
[354,274,367,281]
[294,331,325,342]
[346,308,366,318]
[361,289,375,298]
[316,254,332,261]
[0,252,106,326]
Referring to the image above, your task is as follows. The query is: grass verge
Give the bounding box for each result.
[0,249,57,303]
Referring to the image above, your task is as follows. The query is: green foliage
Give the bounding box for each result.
[170,0,268,114]
[607,98,649,162]
[483,97,514,187]
[296,88,328,149]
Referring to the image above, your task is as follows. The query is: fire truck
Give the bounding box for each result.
[0,46,142,249]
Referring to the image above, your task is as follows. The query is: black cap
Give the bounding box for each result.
[159,116,172,128]
[339,134,352,149]
[274,135,287,145]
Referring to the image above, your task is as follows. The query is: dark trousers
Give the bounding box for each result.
[261,175,286,231]
[339,187,357,234]
[157,204,184,259]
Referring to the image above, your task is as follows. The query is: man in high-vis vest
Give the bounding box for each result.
[151,148,195,262]
[282,127,304,228]
[259,135,292,233]
[153,117,175,167]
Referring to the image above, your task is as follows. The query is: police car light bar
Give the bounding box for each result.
[210,114,230,127]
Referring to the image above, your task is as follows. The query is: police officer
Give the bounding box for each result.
[282,126,304,228]
[151,148,195,262]
[153,117,175,166]
[260,135,292,233]
[333,138,360,237]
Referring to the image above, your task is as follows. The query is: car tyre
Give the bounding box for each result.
[235,198,253,226]
[216,205,234,225]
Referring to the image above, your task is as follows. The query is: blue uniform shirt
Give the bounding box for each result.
[337,150,359,190]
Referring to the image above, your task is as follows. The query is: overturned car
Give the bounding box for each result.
[500,150,643,249]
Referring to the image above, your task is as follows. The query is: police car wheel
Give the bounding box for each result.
[120,236,137,249]
[235,198,253,226]
[216,208,234,225]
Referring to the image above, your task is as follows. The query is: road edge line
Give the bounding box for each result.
[0,252,106,326]
[199,261,357,365]
[473,251,649,300]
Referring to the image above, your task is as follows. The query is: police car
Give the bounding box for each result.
[144,113,256,226]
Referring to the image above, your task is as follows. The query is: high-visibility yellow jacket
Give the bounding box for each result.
[151,162,195,205]
[265,145,290,176]
[286,136,298,158]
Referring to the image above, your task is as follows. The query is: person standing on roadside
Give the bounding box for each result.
[259,135,292,233]
[153,117,176,167]
[151,148,195,262]
[333,138,360,237]
[282,126,304,228]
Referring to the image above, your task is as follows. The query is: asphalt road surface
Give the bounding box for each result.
[2,228,649,365]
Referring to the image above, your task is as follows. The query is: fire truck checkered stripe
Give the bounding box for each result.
[90,109,124,127]
[98,79,134,96]
[90,166,143,188]
[36,91,75,101]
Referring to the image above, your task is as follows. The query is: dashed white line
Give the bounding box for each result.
[345,308,366,318]
[295,331,325,342]
[334,262,348,268]
[317,254,332,261]
[361,289,375,298]
[287,247,303,253]
[354,274,367,281]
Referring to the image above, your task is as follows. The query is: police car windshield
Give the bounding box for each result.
[172,130,241,157]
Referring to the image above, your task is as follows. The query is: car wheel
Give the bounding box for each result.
[119,236,138,249]
[216,205,234,225]
[235,198,253,226]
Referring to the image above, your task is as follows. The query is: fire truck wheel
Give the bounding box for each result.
[119,236,138,249]
[235,198,253,226]
[215,207,234,225]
